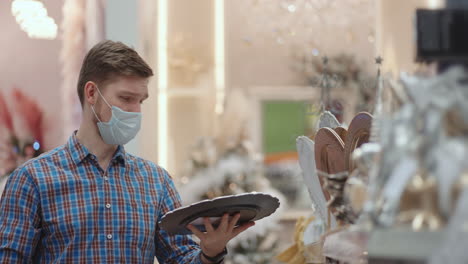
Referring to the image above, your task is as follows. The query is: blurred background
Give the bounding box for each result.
[0,0,446,263]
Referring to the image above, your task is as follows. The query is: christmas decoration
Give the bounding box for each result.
[293,54,377,121]
[239,0,374,49]
[0,88,44,194]
[168,33,209,87]
[178,89,286,263]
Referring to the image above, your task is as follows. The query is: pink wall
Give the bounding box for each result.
[0,1,64,150]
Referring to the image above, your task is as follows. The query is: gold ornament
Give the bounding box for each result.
[276,216,326,264]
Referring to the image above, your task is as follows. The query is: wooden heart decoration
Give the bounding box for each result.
[314,112,373,223]
[344,112,373,173]
[334,126,347,142]
[314,127,346,201]
[315,112,372,174]
[314,112,373,176]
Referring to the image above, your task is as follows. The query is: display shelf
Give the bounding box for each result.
[367,228,443,263]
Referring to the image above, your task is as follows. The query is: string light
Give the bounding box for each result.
[427,0,442,9]
[33,141,41,151]
[157,0,168,168]
[11,0,57,40]
[214,0,225,115]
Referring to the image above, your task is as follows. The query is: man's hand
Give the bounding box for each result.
[186,213,255,261]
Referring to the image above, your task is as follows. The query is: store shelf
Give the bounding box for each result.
[367,228,443,263]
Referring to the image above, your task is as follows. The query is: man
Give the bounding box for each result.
[0,40,254,263]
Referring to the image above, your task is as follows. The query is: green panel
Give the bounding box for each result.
[263,101,307,154]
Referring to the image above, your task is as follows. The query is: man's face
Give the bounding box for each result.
[93,76,149,123]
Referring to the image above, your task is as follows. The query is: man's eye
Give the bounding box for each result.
[120,96,131,101]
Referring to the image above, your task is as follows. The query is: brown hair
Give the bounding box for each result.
[77,40,153,106]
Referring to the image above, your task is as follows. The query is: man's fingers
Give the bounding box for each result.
[203,217,215,233]
[232,221,255,237]
[228,213,241,231]
[218,213,229,232]
[186,224,205,240]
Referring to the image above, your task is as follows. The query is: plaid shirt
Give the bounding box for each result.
[0,133,203,263]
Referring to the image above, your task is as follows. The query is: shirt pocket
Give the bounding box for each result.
[124,201,158,251]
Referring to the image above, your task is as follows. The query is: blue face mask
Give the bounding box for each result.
[91,87,142,145]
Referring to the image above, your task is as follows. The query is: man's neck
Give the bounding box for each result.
[76,121,118,169]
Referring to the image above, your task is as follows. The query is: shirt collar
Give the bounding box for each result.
[67,131,126,165]
[113,145,126,165]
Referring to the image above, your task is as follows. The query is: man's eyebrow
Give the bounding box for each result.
[118,91,149,99]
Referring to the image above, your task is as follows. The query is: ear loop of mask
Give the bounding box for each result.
[90,85,112,123]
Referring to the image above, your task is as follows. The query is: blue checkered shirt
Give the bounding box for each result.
[0,132,203,263]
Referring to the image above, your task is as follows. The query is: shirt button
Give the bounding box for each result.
[106,203,111,209]
[107,234,113,240]
[104,176,109,181]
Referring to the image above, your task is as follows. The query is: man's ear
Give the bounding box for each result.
[84,81,98,106]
